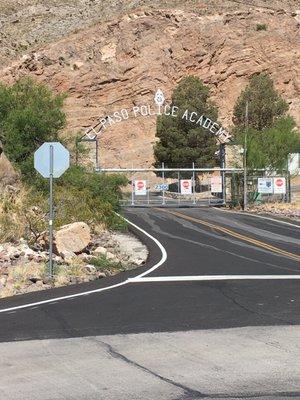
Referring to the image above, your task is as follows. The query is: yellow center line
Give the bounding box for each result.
[157,209,300,262]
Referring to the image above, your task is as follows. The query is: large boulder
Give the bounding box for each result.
[55,222,91,255]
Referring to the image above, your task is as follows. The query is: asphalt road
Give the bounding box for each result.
[0,207,300,399]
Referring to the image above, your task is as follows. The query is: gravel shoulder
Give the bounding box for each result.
[0,228,149,299]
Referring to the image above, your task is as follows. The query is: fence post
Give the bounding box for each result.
[287,171,291,203]
[131,172,134,206]
[192,162,196,205]
[178,171,180,205]
[162,162,166,205]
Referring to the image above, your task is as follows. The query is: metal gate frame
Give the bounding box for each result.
[96,167,246,208]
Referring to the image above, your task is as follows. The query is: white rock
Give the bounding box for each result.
[55,222,91,254]
[84,265,97,274]
[106,251,117,261]
[93,246,108,256]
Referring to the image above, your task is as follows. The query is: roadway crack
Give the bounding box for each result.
[91,337,206,399]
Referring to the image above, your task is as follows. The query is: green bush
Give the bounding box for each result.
[0,78,66,180]
[54,166,128,230]
[256,24,267,31]
[30,166,128,232]
[89,255,124,272]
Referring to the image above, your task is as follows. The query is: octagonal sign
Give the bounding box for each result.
[34,142,70,178]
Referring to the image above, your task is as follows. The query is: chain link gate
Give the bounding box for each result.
[96,166,291,208]
[97,166,244,207]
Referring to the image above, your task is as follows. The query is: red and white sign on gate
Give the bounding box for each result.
[180,179,192,195]
[211,175,222,193]
[134,180,147,196]
[273,177,286,194]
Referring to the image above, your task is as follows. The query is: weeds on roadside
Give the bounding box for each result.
[89,255,125,272]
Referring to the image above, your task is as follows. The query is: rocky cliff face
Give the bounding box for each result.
[0,2,299,168]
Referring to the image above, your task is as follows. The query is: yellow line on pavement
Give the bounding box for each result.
[157,209,300,262]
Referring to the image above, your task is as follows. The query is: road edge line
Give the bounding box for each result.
[119,214,167,279]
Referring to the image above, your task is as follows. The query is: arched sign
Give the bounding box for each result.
[84,89,231,144]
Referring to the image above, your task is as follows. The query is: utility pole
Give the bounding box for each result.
[243,101,249,210]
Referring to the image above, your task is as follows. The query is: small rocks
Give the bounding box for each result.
[0,276,7,288]
[0,227,148,299]
[249,203,300,221]
[28,276,39,284]
[84,265,97,274]
[106,251,117,261]
[60,250,76,262]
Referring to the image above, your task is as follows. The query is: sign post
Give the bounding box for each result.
[162,162,166,205]
[49,145,54,277]
[34,142,70,277]
[192,163,196,205]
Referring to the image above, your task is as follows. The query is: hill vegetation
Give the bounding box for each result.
[0,78,127,245]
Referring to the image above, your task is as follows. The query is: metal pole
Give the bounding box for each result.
[192,162,196,205]
[95,138,100,170]
[220,143,226,205]
[287,171,291,203]
[75,138,79,166]
[131,176,134,206]
[178,171,180,205]
[162,162,166,205]
[49,145,54,278]
[243,101,249,210]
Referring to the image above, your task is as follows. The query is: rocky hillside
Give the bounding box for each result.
[0,1,299,168]
[1,1,298,67]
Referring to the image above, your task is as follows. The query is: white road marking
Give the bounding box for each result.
[0,215,168,314]
[215,208,300,228]
[129,275,300,283]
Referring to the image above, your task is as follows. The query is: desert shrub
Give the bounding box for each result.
[0,170,128,244]
[51,166,128,231]
[89,255,124,272]
[0,188,48,243]
[256,24,267,31]
[11,262,46,284]
[0,211,23,242]
[0,189,39,242]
